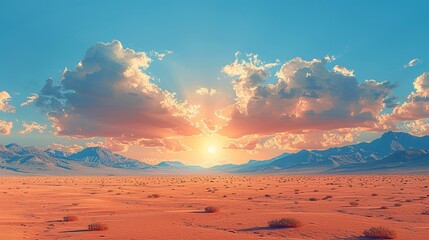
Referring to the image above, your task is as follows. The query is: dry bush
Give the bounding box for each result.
[363,226,397,239]
[148,194,160,198]
[204,206,220,213]
[63,216,78,222]
[380,206,388,209]
[394,203,402,207]
[349,201,359,207]
[268,218,303,228]
[422,210,429,215]
[308,197,317,201]
[88,222,108,231]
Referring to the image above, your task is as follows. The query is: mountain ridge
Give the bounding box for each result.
[1,131,428,175]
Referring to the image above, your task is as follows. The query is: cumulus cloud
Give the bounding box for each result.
[404,58,421,68]
[195,87,217,96]
[35,40,200,141]
[19,121,47,134]
[333,65,355,77]
[219,56,395,138]
[0,120,13,135]
[21,93,38,106]
[0,91,15,113]
[392,72,429,120]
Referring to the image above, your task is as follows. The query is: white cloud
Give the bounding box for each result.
[333,65,355,77]
[404,58,421,68]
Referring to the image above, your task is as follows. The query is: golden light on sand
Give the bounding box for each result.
[207,145,217,154]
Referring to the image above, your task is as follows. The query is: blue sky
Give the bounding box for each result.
[1,1,428,165]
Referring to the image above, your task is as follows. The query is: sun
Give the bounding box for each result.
[207,145,217,154]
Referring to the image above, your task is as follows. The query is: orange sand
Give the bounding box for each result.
[0,175,427,239]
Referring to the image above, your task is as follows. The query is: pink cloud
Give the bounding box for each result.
[0,91,15,113]
[0,120,13,135]
[36,40,200,141]
[219,56,395,138]
[392,73,429,120]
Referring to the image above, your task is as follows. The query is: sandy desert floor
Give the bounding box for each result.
[0,175,427,240]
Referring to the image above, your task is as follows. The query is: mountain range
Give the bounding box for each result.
[1,131,428,175]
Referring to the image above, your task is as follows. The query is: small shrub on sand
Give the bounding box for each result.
[63,216,78,222]
[308,197,317,201]
[204,206,220,213]
[394,203,402,207]
[363,226,396,239]
[88,222,108,231]
[268,218,302,228]
[148,194,160,198]
[349,201,359,207]
[380,206,388,209]
[422,210,429,215]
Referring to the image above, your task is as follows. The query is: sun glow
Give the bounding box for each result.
[207,145,217,154]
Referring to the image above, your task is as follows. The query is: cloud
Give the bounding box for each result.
[150,50,173,60]
[0,91,15,113]
[404,58,421,68]
[262,129,359,152]
[19,121,47,134]
[219,56,395,138]
[333,65,355,77]
[0,120,13,135]
[21,93,38,106]
[403,120,429,136]
[195,87,217,96]
[43,143,83,153]
[138,138,191,152]
[36,40,200,141]
[391,72,429,120]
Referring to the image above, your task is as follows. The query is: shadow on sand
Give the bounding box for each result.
[60,229,90,233]
[238,226,276,231]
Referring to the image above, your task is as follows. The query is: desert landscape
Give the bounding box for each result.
[0,175,427,240]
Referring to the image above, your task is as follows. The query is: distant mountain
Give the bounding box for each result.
[0,144,201,175]
[0,131,428,175]
[213,131,429,173]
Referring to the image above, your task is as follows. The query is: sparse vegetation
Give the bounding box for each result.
[349,201,359,207]
[204,206,220,213]
[268,218,303,228]
[148,194,160,198]
[363,226,397,239]
[88,222,109,231]
[63,215,78,222]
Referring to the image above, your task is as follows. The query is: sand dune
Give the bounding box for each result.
[0,175,427,239]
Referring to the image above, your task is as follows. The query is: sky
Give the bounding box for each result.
[1,0,429,167]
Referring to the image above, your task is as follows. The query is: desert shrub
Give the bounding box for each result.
[63,216,78,222]
[148,194,160,198]
[380,206,388,209]
[204,206,220,213]
[422,210,429,215]
[349,201,359,207]
[394,203,402,207]
[88,222,108,231]
[363,226,397,239]
[268,218,302,228]
[308,197,317,201]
